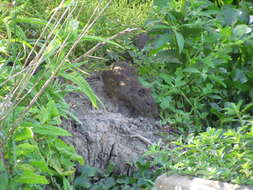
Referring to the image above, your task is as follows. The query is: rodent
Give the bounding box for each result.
[101,61,159,118]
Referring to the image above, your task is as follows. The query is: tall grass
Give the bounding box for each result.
[0,0,115,189]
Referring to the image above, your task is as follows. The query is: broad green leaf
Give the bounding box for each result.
[80,166,98,177]
[32,125,72,136]
[16,164,35,172]
[175,31,184,54]
[47,99,60,118]
[208,75,226,88]
[180,23,204,38]
[16,143,37,157]
[15,171,48,185]
[60,71,99,108]
[30,161,51,173]
[55,139,84,165]
[233,69,248,83]
[219,6,239,26]
[233,25,252,39]
[144,19,162,27]
[183,68,200,74]
[14,127,33,142]
[219,6,249,26]
[155,51,182,65]
[167,10,184,22]
[160,73,173,83]
[175,76,186,87]
[74,176,91,188]
[37,106,50,124]
[48,158,65,175]
[150,24,171,30]
[153,34,170,50]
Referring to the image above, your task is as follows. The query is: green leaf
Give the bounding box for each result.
[16,143,37,157]
[47,99,60,118]
[66,19,79,33]
[175,31,184,54]
[180,23,204,38]
[37,106,49,124]
[224,0,233,4]
[80,166,98,177]
[0,173,8,190]
[32,125,72,136]
[15,17,47,25]
[241,103,253,113]
[63,177,74,190]
[16,164,35,173]
[153,0,169,7]
[150,24,171,30]
[233,69,248,83]
[74,176,91,188]
[60,71,99,108]
[55,139,84,165]
[14,127,33,142]
[83,35,124,49]
[160,97,172,110]
[44,39,61,60]
[9,38,33,49]
[0,161,8,190]
[160,73,173,83]
[15,171,48,185]
[153,33,170,49]
[219,6,249,26]
[219,6,239,26]
[208,75,226,88]
[183,68,200,74]
[30,161,51,173]
[233,25,252,39]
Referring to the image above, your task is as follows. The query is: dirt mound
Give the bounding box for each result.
[62,73,162,173]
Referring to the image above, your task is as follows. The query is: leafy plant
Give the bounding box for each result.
[146,119,253,185]
[0,0,119,189]
[74,159,160,190]
[134,0,253,132]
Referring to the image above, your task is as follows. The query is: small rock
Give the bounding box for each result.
[154,174,253,190]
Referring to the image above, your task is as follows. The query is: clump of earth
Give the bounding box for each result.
[63,72,162,173]
[62,33,164,173]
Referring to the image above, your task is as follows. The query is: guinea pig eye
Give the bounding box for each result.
[138,88,146,96]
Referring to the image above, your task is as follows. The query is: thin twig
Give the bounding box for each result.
[130,134,153,145]
[86,55,109,61]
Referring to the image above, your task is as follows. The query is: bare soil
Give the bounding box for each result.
[62,73,162,173]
